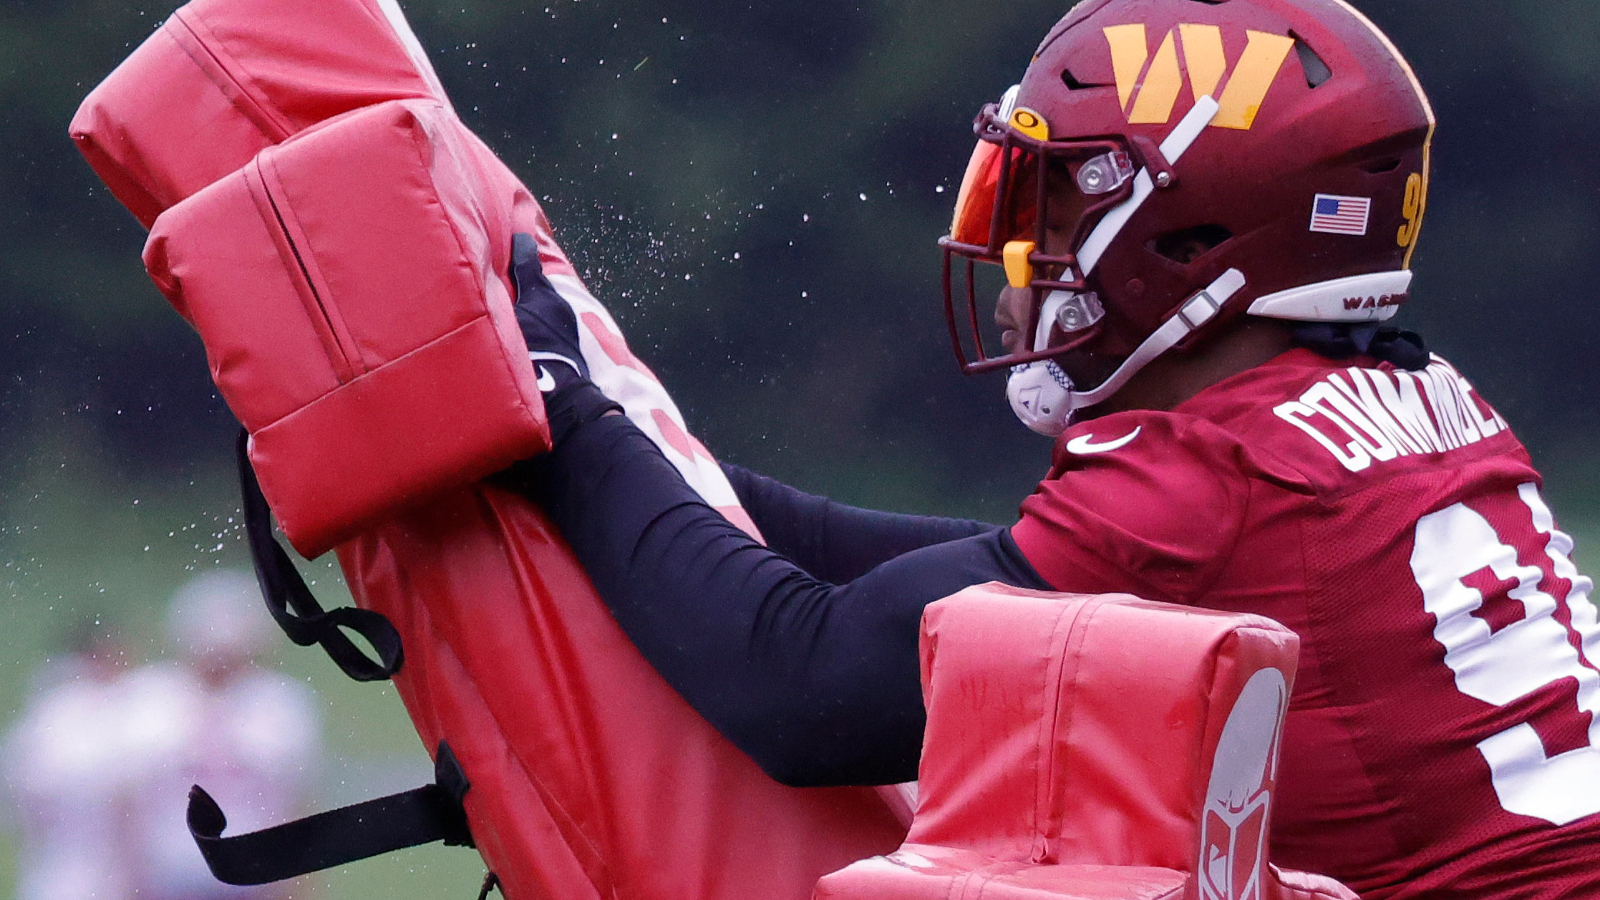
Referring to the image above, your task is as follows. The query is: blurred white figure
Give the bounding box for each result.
[123,570,323,900]
[3,621,140,900]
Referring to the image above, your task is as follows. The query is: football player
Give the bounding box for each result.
[511,0,1600,896]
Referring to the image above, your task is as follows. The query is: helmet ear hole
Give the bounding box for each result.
[1150,225,1234,265]
[1291,33,1334,88]
[1060,66,1110,91]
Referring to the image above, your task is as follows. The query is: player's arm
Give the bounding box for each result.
[721,462,996,583]
[517,383,1048,786]
[507,234,1047,785]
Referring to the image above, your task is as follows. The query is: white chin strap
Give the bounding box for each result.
[1007,269,1247,436]
[1008,97,1224,437]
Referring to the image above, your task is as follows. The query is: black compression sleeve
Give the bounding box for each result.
[721,463,995,583]
[522,382,1050,787]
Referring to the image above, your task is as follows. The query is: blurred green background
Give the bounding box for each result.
[2,0,1599,897]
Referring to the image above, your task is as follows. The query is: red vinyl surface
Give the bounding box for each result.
[69,0,440,227]
[143,100,549,557]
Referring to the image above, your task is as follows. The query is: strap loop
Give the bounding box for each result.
[237,428,403,681]
[189,742,474,885]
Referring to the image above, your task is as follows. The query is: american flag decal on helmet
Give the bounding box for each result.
[1309,194,1372,236]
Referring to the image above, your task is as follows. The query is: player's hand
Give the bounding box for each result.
[510,232,588,391]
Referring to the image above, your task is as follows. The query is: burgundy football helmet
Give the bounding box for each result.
[941,0,1435,434]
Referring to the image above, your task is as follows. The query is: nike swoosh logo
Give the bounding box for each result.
[1065,426,1142,455]
[535,365,557,392]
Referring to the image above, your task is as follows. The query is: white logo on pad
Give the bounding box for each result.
[1199,667,1288,900]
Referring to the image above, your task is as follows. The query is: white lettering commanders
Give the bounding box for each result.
[1274,356,1508,473]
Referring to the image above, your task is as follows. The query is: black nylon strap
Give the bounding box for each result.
[236,428,403,681]
[189,742,474,885]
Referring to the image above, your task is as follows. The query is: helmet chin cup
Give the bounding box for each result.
[1006,360,1077,437]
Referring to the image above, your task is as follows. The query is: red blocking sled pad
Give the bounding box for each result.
[816,585,1358,900]
[72,0,911,895]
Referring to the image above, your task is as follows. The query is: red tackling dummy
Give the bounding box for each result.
[72,0,909,895]
[816,584,1358,900]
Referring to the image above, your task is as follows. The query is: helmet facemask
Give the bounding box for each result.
[942,89,1235,434]
[940,89,1151,377]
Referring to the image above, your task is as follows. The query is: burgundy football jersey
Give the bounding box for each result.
[1011,349,1600,899]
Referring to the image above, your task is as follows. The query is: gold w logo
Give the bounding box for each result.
[1104,24,1295,130]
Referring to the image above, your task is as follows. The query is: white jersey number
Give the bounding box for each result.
[1410,483,1600,825]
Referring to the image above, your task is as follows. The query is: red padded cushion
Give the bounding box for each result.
[69,0,442,227]
[815,585,1358,900]
[143,100,548,556]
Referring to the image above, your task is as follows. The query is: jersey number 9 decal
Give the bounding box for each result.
[1410,483,1600,825]
[1396,172,1426,251]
